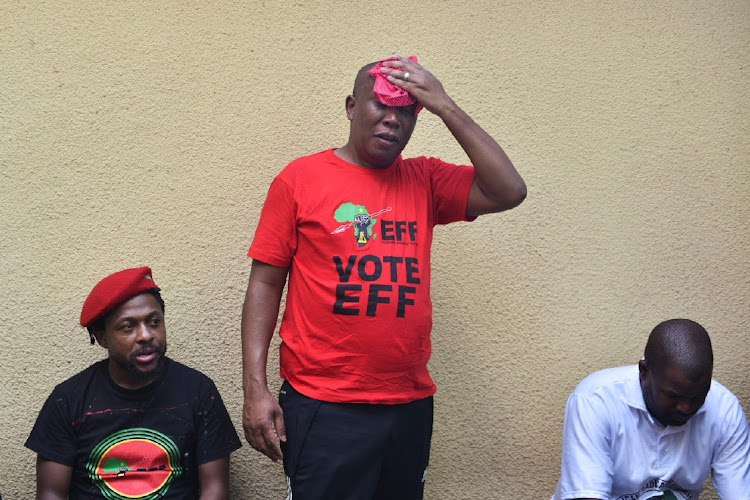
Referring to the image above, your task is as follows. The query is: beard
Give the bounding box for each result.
[114,343,168,383]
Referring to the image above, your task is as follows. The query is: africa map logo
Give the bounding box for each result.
[331,202,392,247]
[86,428,182,499]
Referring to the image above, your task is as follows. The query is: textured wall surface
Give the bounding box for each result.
[1,1,748,498]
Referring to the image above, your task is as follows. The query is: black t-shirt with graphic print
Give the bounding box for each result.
[26,357,241,499]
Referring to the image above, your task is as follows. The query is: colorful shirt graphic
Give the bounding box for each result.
[332,203,392,247]
[87,428,181,499]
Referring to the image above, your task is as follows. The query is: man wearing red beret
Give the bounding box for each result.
[241,55,527,499]
[26,266,241,499]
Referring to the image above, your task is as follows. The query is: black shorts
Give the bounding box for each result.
[279,381,434,500]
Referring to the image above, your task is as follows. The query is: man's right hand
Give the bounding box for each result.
[240,261,289,462]
[242,387,286,462]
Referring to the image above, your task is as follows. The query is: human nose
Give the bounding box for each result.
[135,323,154,342]
[382,107,400,128]
[675,399,697,415]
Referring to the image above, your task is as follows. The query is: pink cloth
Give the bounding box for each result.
[367,56,423,114]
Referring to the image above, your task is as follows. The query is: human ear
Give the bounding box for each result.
[345,95,355,120]
[638,359,648,381]
[92,329,108,348]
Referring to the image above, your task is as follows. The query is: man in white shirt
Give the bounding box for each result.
[552,318,750,500]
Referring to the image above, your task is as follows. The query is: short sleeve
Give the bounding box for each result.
[557,393,613,500]
[426,157,475,225]
[248,175,298,267]
[710,395,750,498]
[194,379,242,465]
[25,387,77,466]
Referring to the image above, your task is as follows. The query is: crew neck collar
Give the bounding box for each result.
[102,356,170,398]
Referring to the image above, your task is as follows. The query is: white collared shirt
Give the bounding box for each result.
[552,365,750,500]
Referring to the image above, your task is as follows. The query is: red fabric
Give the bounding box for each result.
[249,149,475,404]
[80,266,158,327]
[367,56,423,114]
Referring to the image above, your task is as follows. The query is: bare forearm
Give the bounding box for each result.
[241,261,289,460]
[241,302,275,394]
[241,261,287,396]
[380,56,526,215]
[438,100,526,214]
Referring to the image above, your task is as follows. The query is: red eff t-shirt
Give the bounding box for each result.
[249,149,474,404]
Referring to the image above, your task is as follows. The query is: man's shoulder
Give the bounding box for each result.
[270,149,337,187]
[398,156,473,185]
[573,365,637,396]
[563,366,642,432]
[163,358,217,389]
[704,378,744,414]
[399,155,448,170]
[567,365,643,413]
[401,155,444,164]
[283,149,334,171]
[51,359,108,395]
[166,357,208,377]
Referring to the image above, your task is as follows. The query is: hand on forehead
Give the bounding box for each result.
[366,55,423,113]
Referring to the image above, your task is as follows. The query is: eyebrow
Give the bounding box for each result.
[115,310,162,323]
[663,384,709,398]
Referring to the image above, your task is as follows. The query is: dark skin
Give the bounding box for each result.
[337,55,526,217]
[36,293,231,499]
[242,261,288,462]
[242,56,526,461]
[36,458,71,500]
[639,360,711,428]
[639,319,713,428]
[565,364,712,500]
[565,320,714,500]
[93,293,168,390]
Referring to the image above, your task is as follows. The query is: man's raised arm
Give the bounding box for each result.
[241,260,289,462]
[381,56,526,217]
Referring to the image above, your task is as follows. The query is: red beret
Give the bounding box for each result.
[80,266,158,327]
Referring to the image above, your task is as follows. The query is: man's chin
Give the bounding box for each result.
[665,415,693,427]
[366,147,403,168]
[127,354,166,381]
[368,157,397,169]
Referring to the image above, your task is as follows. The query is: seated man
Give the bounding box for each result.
[552,318,750,499]
[26,266,241,499]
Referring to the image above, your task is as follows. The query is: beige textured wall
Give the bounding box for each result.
[1,1,748,498]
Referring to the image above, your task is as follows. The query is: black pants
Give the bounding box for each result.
[279,381,433,500]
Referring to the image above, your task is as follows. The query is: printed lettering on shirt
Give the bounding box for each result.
[332,255,419,317]
[331,202,421,317]
[615,478,692,500]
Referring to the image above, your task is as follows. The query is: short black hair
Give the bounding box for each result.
[643,318,713,381]
[352,62,378,96]
[87,288,165,344]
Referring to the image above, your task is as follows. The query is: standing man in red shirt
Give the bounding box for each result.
[242,55,526,499]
